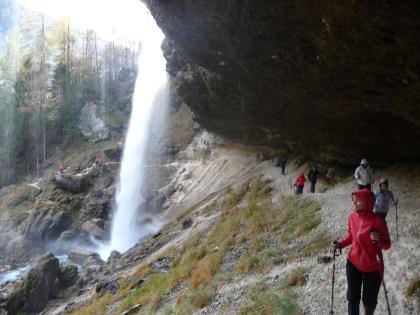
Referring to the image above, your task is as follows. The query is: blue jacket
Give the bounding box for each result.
[374,190,395,214]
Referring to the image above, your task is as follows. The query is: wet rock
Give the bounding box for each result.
[20,209,72,242]
[59,265,79,289]
[79,102,110,143]
[68,251,104,270]
[56,229,81,243]
[81,219,107,240]
[6,253,60,314]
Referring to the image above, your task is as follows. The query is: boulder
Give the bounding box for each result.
[52,173,93,194]
[107,250,122,264]
[95,278,119,295]
[68,251,104,270]
[81,219,107,240]
[59,265,79,289]
[5,254,79,314]
[78,102,110,142]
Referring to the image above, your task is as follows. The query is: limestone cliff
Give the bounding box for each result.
[145,0,420,164]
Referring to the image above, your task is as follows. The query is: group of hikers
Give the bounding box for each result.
[332,159,397,315]
[270,155,397,314]
[293,166,319,194]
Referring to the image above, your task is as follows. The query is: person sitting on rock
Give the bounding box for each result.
[308,166,320,193]
[354,159,374,190]
[294,172,306,194]
[374,177,397,220]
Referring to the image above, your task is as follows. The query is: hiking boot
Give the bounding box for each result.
[363,304,376,315]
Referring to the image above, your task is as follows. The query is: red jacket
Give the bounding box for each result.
[338,189,391,274]
[295,173,306,186]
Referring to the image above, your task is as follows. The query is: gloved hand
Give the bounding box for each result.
[369,230,379,244]
[331,240,340,251]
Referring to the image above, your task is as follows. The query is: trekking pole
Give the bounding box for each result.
[330,243,341,314]
[395,204,399,241]
[382,279,392,315]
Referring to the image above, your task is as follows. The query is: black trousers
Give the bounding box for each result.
[346,260,381,315]
[310,181,316,193]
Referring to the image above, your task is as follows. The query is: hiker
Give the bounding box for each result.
[374,177,398,220]
[307,166,319,193]
[354,159,374,190]
[332,189,391,315]
[261,150,273,162]
[294,172,306,194]
[58,163,64,174]
[276,157,287,175]
[94,154,102,166]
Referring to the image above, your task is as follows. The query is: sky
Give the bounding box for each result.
[17,0,147,41]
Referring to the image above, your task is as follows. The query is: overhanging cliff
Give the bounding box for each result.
[145,0,420,164]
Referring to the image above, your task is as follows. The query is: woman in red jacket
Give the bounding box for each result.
[333,189,391,315]
[294,172,306,194]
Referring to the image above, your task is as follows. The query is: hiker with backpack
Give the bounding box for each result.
[332,189,391,315]
[374,178,398,221]
[308,166,320,193]
[354,159,374,190]
[294,172,306,194]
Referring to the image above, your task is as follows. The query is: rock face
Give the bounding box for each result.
[145,0,420,164]
[52,173,94,194]
[20,209,72,242]
[5,253,78,314]
[79,102,110,142]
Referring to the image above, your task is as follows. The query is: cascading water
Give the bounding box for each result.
[100,5,168,258]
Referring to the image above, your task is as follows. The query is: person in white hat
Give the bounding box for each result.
[354,159,374,190]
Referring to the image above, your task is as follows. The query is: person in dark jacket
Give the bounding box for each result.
[276,157,287,175]
[307,166,319,193]
[332,189,391,315]
[294,173,306,194]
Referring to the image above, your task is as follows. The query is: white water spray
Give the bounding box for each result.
[100,5,168,258]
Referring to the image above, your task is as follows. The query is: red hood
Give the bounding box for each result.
[352,189,375,213]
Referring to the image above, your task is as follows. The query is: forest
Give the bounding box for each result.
[0,7,140,187]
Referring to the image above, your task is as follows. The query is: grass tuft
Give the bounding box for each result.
[405,277,420,297]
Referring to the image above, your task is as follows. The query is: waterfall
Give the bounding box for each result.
[100,5,168,258]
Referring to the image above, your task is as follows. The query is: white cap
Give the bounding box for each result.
[360,159,368,165]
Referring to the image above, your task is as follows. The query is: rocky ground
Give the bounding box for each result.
[1,131,419,314]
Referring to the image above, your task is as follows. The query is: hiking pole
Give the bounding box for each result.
[395,204,399,241]
[330,243,341,314]
[382,279,392,315]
